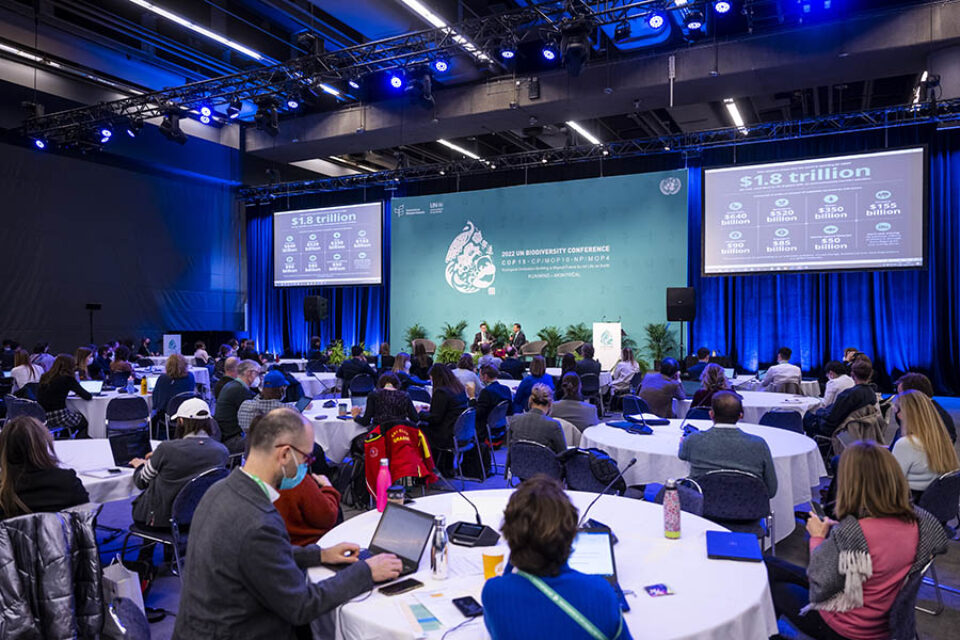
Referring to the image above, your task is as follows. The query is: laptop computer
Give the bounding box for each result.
[108,429,153,467]
[568,529,630,611]
[336,503,436,577]
[756,369,768,381]
[706,530,763,562]
[79,380,103,396]
[1,370,11,378]
[723,367,735,379]
[146,376,159,393]
[294,395,313,413]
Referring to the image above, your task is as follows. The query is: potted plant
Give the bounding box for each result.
[643,323,677,370]
[404,323,428,351]
[563,322,593,344]
[537,326,564,364]
[435,345,463,365]
[325,340,346,366]
[438,320,468,342]
[489,321,511,348]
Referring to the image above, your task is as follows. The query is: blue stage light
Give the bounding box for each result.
[199,105,213,117]
[100,127,112,139]
[432,58,449,73]
[648,12,666,29]
[541,43,559,61]
[685,10,704,30]
[199,115,212,124]
[34,138,46,150]
[286,98,300,109]
[500,48,515,59]
[389,74,404,89]
[348,77,361,90]
[714,1,732,14]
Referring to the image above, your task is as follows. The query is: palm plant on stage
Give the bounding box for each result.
[438,320,468,342]
[643,323,678,369]
[537,326,564,361]
[404,323,428,351]
[489,321,511,348]
[435,345,463,366]
[563,322,593,344]
[325,340,347,366]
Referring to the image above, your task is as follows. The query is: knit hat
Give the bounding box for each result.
[262,370,288,388]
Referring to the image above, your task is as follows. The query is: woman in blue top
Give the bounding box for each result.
[152,354,196,431]
[482,476,630,640]
[512,355,554,414]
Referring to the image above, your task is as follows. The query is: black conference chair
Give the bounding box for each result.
[916,470,960,615]
[759,410,803,434]
[580,373,605,416]
[348,374,375,398]
[562,449,625,495]
[621,395,651,418]
[486,400,510,459]
[506,440,563,486]
[432,408,486,488]
[163,391,199,440]
[699,469,774,555]
[407,386,431,404]
[626,477,704,516]
[497,371,515,380]
[686,406,711,421]
[105,396,150,436]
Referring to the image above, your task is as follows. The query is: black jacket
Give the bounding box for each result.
[500,357,525,380]
[474,381,513,438]
[509,331,527,349]
[933,399,957,443]
[37,375,91,412]
[357,388,418,427]
[822,383,877,432]
[421,387,469,447]
[214,379,255,441]
[409,357,433,381]
[575,358,602,378]
[336,357,376,394]
[0,467,89,519]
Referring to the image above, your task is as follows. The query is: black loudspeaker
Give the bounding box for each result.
[666,287,696,322]
[303,296,329,322]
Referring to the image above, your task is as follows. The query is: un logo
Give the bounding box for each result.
[659,177,682,196]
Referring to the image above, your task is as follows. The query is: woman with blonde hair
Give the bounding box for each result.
[892,390,960,500]
[691,363,733,408]
[609,347,640,395]
[767,441,948,640]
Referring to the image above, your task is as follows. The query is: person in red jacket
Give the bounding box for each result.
[274,473,341,546]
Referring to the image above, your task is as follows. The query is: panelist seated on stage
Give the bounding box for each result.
[637,357,686,419]
[507,384,566,455]
[336,345,377,397]
[356,373,419,428]
[678,391,778,499]
[472,322,493,352]
[760,347,802,391]
[574,343,601,378]
[509,323,527,350]
[482,476,632,640]
[513,356,555,414]
[549,373,600,434]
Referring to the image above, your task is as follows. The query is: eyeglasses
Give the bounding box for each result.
[275,443,316,466]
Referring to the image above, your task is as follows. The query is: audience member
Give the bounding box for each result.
[482,476,631,640]
[153,354,197,429]
[500,346,525,380]
[549,373,600,433]
[609,347,641,395]
[391,352,417,387]
[173,408,401,639]
[214,356,239,399]
[110,345,134,375]
[508,384,566,454]
[37,354,90,438]
[513,356,555,414]
[130,398,228,531]
[74,347,94,381]
[554,353,577,399]
[472,322,492,352]
[575,343,601,378]
[690,363,738,410]
[638,357,686,418]
[306,336,324,362]
[214,359,259,453]
[10,348,43,393]
[766,441,947,640]
[410,342,433,380]
[136,337,152,358]
[896,372,956,442]
[356,373,419,427]
[891,390,960,501]
[213,344,233,378]
[30,343,54,372]
[478,343,502,370]
[453,353,484,396]
[90,345,112,380]
[237,339,261,363]
[509,323,527,350]
[378,343,394,370]
[686,347,712,379]
[419,364,469,475]
[275,469,342,547]
[336,345,376,397]
[193,341,210,366]
[238,370,289,434]
[842,346,859,373]
[0,339,14,370]
[0,416,89,519]
[821,360,855,408]
[678,391,777,498]
[804,359,878,438]
[473,365,514,446]
[761,347,802,391]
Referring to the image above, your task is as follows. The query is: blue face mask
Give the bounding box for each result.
[279,458,308,490]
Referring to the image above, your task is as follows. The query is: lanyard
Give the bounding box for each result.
[515,570,622,640]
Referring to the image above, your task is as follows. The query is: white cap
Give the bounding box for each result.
[171,398,211,420]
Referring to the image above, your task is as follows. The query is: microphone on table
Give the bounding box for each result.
[577,457,637,543]
[432,470,500,547]
[677,395,710,437]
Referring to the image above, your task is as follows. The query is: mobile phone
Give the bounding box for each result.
[452,596,483,618]
[810,502,826,518]
[378,578,423,596]
[108,468,122,474]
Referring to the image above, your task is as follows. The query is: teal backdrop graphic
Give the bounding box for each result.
[390,170,688,351]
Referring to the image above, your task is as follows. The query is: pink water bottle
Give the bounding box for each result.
[375,458,392,512]
[663,478,681,539]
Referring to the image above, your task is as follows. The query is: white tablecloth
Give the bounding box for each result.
[546,368,612,392]
[54,439,159,503]
[678,390,821,424]
[133,366,210,390]
[279,358,308,371]
[144,355,197,367]
[295,372,339,398]
[580,421,827,543]
[311,490,777,640]
[66,390,153,439]
[303,400,431,461]
[731,376,820,398]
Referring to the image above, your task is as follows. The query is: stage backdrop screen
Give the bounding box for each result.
[273,202,383,287]
[702,147,926,275]
[390,171,688,351]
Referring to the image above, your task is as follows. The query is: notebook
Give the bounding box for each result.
[705,530,763,562]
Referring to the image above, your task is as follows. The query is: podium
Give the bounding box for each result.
[592,322,622,370]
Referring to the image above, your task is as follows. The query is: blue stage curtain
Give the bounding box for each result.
[246,201,389,356]
[689,126,960,393]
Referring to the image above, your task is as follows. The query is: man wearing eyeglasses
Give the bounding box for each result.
[175,408,403,639]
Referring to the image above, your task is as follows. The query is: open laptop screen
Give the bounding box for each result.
[568,530,617,580]
[79,380,103,395]
[369,502,435,564]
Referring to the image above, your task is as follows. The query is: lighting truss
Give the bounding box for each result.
[238,98,960,201]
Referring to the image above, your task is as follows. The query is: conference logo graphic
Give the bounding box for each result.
[659,176,682,196]
[600,329,614,347]
[445,221,496,294]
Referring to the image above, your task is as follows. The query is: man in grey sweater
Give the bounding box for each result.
[174,408,402,640]
[678,391,778,498]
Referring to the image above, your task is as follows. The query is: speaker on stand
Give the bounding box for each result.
[666,288,696,365]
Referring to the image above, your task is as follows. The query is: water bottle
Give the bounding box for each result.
[375,458,392,512]
[140,376,147,395]
[663,478,681,539]
[126,376,136,394]
[430,515,449,580]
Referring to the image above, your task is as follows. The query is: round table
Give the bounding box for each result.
[66,390,153,439]
[677,390,821,424]
[302,400,431,462]
[546,368,612,392]
[54,439,159,503]
[295,372,339,398]
[144,355,197,367]
[580,420,827,543]
[133,366,211,391]
[278,358,308,371]
[730,376,820,398]
[310,490,777,640]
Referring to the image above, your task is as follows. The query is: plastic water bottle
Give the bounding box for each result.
[140,376,147,395]
[663,478,681,539]
[431,515,449,580]
[126,376,136,394]
[375,458,392,512]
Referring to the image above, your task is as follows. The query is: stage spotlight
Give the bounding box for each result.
[286,96,300,109]
[647,12,666,29]
[432,57,449,73]
[199,105,213,117]
[227,99,242,119]
[159,112,187,145]
[33,137,47,150]
[126,118,143,137]
[685,10,705,30]
[347,77,361,90]
[561,20,592,77]
[99,125,113,144]
[614,20,631,42]
[541,38,559,62]
[254,97,280,137]
[499,35,517,60]
[199,114,212,125]
[713,1,732,14]
[389,71,404,89]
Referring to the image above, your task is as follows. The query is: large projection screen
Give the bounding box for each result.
[702,147,926,275]
[273,202,383,287]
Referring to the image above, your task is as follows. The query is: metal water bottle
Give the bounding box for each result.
[663,478,681,539]
[430,515,449,580]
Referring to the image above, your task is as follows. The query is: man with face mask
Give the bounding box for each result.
[175,408,402,639]
[214,359,260,454]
